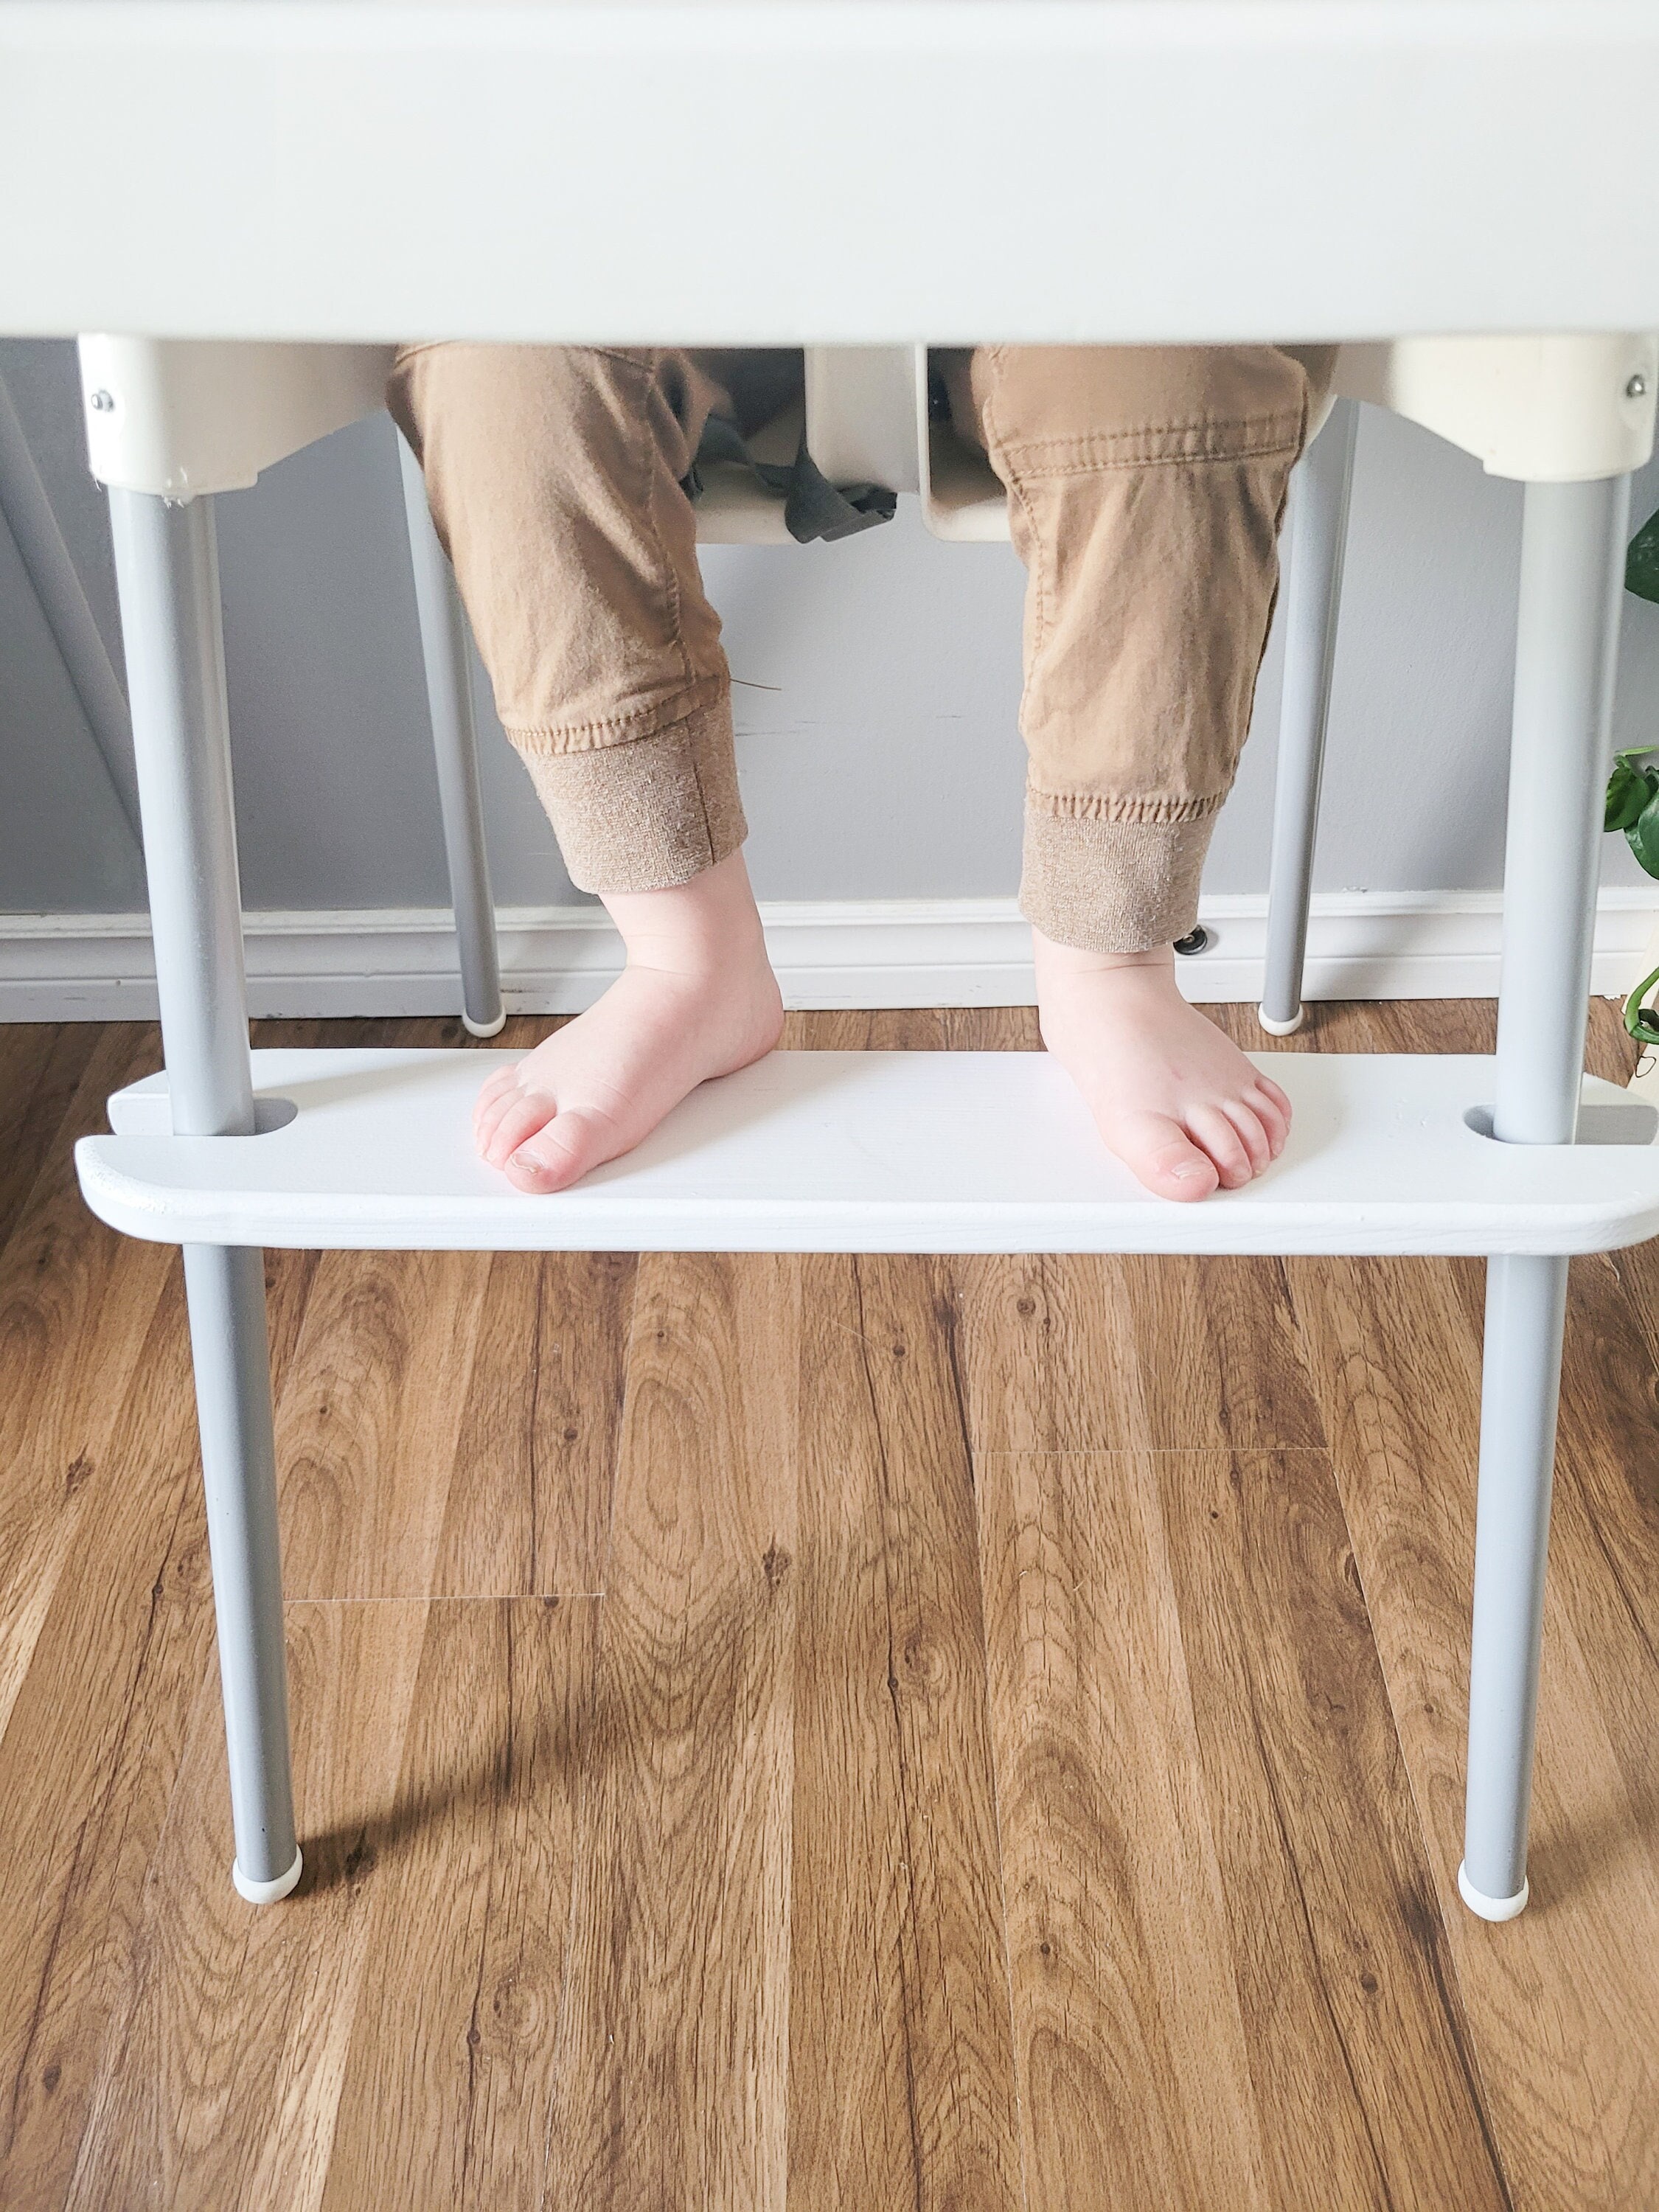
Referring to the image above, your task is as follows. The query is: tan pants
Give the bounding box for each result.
[389,342,1332,951]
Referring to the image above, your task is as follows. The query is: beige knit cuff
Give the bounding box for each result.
[1020,804,1217,953]
[510,698,747,895]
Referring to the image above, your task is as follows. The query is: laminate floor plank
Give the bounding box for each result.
[428,1252,634,1599]
[544,1253,803,2211]
[784,1256,920,2204]
[782,1007,953,1052]
[790,1253,1021,2212]
[952,1251,1325,1457]
[943,1006,1040,1053]
[0,1026,178,1753]
[0,1022,103,1256]
[0,1270,212,2212]
[318,1596,598,2212]
[64,1601,431,2212]
[1153,1447,1509,2212]
[974,1442,1270,2211]
[274,1249,491,1601]
[1288,1251,1659,2208]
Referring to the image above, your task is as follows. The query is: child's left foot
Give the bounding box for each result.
[1033,931,1291,1202]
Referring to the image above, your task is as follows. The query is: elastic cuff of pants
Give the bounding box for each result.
[511,699,747,894]
[1019,807,1217,953]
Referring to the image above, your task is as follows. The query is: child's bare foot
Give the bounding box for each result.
[1033,931,1291,1202]
[473,851,783,1193]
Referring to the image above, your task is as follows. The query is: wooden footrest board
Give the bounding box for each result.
[74,1048,1659,1258]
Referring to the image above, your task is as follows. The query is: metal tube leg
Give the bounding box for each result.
[1463,1251,1567,1917]
[184,1245,299,1899]
[1460,472,1632,1921]
[107,488,301,1904]
[397,430,505,1038]
[1259,399,1357,1035]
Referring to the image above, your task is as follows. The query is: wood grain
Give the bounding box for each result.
[0,1026,175,1750]
[0,1267,212,2212]
[975,1442,1271,2210]
[1154,1448,1509,2212]
[2,1003,1656,2211]
[952,1251,1325,1456]
[784,1255,919,2201]
[545,1252,802,2210]
[428,1251,634,1598]
[788,1253,1021,2212]
[1288,1251,1659,2208]
[274,1248,490,1599]
[317,1596,597,2212]
[0,1022,103,1254]
[63,1601,431,2211]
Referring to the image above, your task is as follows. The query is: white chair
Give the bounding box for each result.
[71,330,1659,1921]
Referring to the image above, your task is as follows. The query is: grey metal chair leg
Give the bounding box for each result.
[107,488,301,1905]
[397,430,505,1038]
[1459,471,1632,1921]
[1259,398,1358,1035]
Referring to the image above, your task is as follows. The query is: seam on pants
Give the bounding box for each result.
[980,347,1051,672]
[1026,785,1228,825]
[504,671,728,755]
[999,419,1306,478]
[639,347,699,698]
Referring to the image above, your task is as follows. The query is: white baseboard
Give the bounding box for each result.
[1,888,1655,1022]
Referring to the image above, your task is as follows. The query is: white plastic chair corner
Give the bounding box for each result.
[77,336,394,500]
[1336,335,1658,484]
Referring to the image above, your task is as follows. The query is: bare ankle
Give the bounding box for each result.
[1032,928,1176,981]
[601,849,771,980]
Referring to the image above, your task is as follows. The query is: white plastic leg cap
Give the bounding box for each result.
[462,1006,507,1039]
[1257,1004,1306,1037]
[1457,1860,1529,1921]
[233,1846,304,1905]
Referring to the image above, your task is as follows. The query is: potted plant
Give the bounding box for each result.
[1607,509,1659,1054]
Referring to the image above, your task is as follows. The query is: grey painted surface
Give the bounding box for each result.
[6,335,1659,919]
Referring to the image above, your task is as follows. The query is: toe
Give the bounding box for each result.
[1258,1071,1292,1119]
[1185,1103,1254,1189]
[473,1068,526,1152]
[473,1095,516,1161]
[1246,1081,1291,1159]
[506,1105,624,1193]
[482,1085,560,1169]
[1220,1098,1273,1177]
[1119,1112,1222,1201]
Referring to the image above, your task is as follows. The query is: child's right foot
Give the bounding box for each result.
[473,850,783,1194]
[1034,930,1291,1201]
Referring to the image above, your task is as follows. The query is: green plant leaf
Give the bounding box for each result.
[1630,507,1659,605]
[1627,785,1659,877]
[1627,961,1659,1043]
[1606,757,1654,831]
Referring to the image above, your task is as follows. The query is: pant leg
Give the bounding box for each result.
[945,344,1335,952]
[389,343,755,894]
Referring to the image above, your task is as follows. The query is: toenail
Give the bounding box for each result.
[512,1144,550,1172]
[1172,1162,1208,1180]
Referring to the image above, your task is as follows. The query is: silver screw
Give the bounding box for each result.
[89,389,115,412]
[1628,373,1649,400]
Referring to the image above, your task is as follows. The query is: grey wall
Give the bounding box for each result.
[6,334,1659,918]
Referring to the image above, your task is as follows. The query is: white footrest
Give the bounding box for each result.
[74,1048,1659,1259]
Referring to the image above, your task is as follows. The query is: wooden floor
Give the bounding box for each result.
[1,998,1658,2210]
